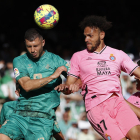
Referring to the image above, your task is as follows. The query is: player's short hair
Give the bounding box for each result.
[79,15,112,31]
[137,60,140,66]
[24,28,44,41]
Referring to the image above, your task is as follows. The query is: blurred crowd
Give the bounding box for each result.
[0,16,140,139]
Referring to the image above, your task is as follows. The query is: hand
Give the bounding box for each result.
[55,84,72,95]
[15,90,20,97]
[69,83,80,93]
[51,66,67,79]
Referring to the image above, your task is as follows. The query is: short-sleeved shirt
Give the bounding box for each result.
[13,50,69,115]
[127,92,140,108]
[68,46,138,111]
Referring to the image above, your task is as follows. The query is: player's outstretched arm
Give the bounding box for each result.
[18,66,67,92]
[125,99,140,119]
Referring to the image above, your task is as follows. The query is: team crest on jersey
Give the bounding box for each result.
[109,54,116,61]
[14,68,20,78]
[105,134,111,140]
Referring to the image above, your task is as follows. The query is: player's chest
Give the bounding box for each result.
[79,53,120,75]
[26,61,56,79]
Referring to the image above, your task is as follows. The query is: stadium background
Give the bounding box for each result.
[0,0,140,139]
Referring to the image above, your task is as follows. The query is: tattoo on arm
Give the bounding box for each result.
[40,81,49,86]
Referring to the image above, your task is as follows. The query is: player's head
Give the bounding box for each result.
[79,15,112,52]
[136,60,140,90]
[24,28,45,59]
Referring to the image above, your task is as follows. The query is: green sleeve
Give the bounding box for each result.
[54,55,70,78]
[13,57,29,81]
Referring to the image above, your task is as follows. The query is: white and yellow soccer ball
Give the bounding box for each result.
[34,4,59,29]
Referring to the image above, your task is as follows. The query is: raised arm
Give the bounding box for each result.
[18,66,67,92]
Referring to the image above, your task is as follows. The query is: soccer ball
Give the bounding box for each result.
[34,4,59,29]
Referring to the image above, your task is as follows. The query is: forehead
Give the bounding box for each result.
[25,37,42,45]
[84,26,99,35]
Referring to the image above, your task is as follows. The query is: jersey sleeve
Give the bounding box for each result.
[120,50,138,75]
[68,53,80,78]
[13,57,29,81]
[53,55,70,78]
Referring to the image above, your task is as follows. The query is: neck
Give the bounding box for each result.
[95,42,105,52]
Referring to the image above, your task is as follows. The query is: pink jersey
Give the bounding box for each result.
[127,92,140,108]
[69,46,138,111]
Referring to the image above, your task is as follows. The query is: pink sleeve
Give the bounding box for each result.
[120,50,138,75]
[127,96,135,103]
[68,53,80,78]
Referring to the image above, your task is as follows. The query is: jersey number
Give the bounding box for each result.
[97,119,107,133]
[33,73,42,79]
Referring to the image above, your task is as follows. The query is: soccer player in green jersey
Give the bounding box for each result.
[0,28,69,140]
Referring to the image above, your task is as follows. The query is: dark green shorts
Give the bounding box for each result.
[0,101,61,139]
[0,113,54,140]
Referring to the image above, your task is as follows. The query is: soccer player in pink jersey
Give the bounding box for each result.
[55,15,140,140]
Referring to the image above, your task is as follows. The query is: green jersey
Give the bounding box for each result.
[13,50,69,116]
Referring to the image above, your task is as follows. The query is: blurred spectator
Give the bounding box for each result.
[124,86,134,100]
[58,111,72,139]
[77,120,95,140]
[120,71,131,96]
[66,121,80,140]
[59,93,83,121]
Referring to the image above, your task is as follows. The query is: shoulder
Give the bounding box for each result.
[72,49,87,58]
[106,46,121,53]
[13,53,27,63]
[46,51,63,60]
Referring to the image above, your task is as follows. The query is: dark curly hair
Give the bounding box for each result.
[79,15,112,31]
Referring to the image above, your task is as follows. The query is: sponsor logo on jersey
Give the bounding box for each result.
[86,57,92,60]
[14,68,20,78]
[97,61,108,67]
[28,64,32,68]
[96,61,111,75]
[109,54,116,61]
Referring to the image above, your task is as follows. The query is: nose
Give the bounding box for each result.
[85,36,89,42]
[31,46,35,53]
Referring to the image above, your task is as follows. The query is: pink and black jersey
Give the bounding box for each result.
[69,46,138,111]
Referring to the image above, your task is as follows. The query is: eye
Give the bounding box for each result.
[89,35,93,37]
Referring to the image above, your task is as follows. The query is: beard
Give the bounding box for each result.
[87,37,101,52]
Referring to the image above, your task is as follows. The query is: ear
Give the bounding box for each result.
[42,39,45,47]
[100,31,105,40]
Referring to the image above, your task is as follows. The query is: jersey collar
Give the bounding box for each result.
[93,45,107,54]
